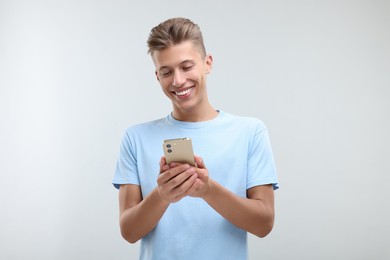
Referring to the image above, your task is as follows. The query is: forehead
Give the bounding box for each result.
[152,41,203,69]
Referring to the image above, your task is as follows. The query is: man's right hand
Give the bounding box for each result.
[157,157,199,203]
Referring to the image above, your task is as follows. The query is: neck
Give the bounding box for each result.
[172,105,219,122]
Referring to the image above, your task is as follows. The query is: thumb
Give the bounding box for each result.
[194,155,206,168]
[159,156,168,173]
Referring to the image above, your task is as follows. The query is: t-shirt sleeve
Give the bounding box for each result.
[246,123,279,190]
[112,130,140,189]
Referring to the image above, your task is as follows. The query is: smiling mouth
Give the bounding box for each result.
[174,87,193,96]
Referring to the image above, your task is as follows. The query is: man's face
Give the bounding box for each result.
[152,41,212,116]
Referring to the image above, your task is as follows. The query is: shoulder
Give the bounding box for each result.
[220,111,267,132]
[119,117,168,145]
[125,117,167,134]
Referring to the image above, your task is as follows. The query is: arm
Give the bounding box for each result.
[191,156,275,238]
[204,181,274,238]
[119,157,199,243]
[119,185,169,243]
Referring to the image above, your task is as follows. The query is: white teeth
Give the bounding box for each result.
[175,88,191,96]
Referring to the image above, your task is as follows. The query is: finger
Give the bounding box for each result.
[167,167,196,189]
[159,156,167,173]
[158,163,191,184]
[161,158,171,172]
[158,168,196,202]
[173,173,198,197]
[169,162,184,168]
[194,155,206,168]
[185,175,200,195]
[159,156,165,167]
[162,164,170,172]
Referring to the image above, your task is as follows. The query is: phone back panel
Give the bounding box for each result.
[163,138,195,166]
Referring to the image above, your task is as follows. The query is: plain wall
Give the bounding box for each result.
[0,0,389,259]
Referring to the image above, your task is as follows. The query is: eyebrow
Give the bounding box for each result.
[158,59,195,72]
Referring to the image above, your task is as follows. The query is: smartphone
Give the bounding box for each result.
[163,138,196,166]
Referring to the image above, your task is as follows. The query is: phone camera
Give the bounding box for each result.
[167,149,172,153]
[166,144,171,148]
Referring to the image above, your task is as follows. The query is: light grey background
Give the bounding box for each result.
[1,0,389,259]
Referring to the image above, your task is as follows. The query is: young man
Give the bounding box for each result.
[113,17,278,260]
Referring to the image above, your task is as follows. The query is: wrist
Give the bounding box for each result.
[153,187,171,207]
[202,179,215,201]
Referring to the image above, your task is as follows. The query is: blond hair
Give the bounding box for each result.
[147,17,206,57]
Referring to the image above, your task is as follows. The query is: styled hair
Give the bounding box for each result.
[147,17,206,57]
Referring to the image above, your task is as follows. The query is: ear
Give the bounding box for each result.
[205,54,213,74]
[155,71,160,81]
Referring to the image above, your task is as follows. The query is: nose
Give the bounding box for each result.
[172,70,185,87]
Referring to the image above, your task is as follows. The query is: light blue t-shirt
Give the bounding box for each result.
[113,111,278,260]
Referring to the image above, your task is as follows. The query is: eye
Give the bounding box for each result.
[182,65,193,71]
[161,71,172,76]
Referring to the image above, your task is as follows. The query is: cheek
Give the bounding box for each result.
[187,70,202,81]
[159,78,171,88]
